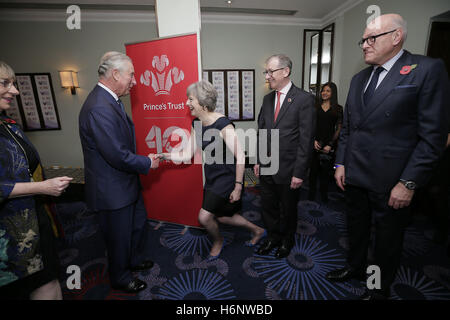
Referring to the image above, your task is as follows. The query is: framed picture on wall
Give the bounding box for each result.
[203,69,255,121]
[5,73,61,131]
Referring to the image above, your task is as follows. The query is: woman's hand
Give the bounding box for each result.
[40,176,73,196]
[314,140,322,151]
[322,145,332,154]
[160,153,170,160]
[229,184,242,203]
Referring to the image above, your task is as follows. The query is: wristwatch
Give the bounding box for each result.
[399,179,417,190]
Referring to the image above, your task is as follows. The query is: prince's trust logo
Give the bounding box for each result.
[140,55,184,95]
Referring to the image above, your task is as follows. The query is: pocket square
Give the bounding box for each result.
[395,84,417,89]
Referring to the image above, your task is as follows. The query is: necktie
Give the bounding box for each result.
[363,66,384,106]
[274,91,282,121]
[117,99,136,151]
[117,99,126,115]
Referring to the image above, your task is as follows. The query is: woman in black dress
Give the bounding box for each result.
[162,80,265,260]
[308,82,343,203]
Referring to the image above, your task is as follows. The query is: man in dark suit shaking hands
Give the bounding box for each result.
[254,54,315,259]
[326,14,449,299]
[79,52,160,293]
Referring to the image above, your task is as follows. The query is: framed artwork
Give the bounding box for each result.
[5,73,61,131]
[203,69,255,121]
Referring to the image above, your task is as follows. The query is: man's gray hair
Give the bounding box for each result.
[98,51,132,78]
[391,15,408,41]
[266,54,292,76]
[187,80,217,112]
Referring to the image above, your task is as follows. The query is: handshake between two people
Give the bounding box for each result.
[147,152,173,169]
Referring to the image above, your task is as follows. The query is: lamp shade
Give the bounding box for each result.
[59,70,79,88]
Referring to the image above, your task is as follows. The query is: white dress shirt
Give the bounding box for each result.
[98,82,119,101]
[364,49,404,92]
[274,81,293,112]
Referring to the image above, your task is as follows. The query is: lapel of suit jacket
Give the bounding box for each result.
[97,85,129,123]
[97,85,135,145]
[359,50,411,124]
[265,91,276,129]
[274,84,296,127]
[356,67,373,120]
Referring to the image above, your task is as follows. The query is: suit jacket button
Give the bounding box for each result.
[385,111,391,117]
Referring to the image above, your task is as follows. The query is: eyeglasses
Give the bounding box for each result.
[358,29,397,48]
[263,68,284,76]
[0,79,17,90]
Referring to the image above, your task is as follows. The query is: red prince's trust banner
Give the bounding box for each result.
[126,33,203,227]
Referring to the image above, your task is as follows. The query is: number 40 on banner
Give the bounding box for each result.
[145,125,190,154]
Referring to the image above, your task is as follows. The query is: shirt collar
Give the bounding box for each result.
[278,81,292,95]
[98,82,119,102]
[380,49,404,73]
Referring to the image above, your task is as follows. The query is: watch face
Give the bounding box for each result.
[405,181,416,190]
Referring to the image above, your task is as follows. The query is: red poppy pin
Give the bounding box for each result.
[288,98,292,103]
[400,64,418,75]
[2,118,17,124]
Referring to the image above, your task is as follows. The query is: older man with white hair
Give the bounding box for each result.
[326,14,449,299]
[79,51,160,293]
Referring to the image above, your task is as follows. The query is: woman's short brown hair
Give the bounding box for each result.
[186,80,217,112]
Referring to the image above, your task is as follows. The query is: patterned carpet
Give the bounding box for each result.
[54,186,450,300]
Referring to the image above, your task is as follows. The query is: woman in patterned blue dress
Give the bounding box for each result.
[162,80,265,260]
[0,61,72,299]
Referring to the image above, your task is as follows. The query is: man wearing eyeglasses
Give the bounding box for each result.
[254,54,315,259]
[326,14,449,299]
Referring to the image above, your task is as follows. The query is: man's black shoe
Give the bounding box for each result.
[275,244,292,259]
[360,290,388,300]
[131,260,154,272]
[325,267,365,282]
[113,278,147,293]
[256,239,279,256]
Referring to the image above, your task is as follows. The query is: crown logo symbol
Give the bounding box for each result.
[140,55,184,95]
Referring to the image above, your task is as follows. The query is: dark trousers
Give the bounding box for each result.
[416,148,450,240]
[345,184,410,294]
[98,193,150,287]
[260,175,300,247]
[308,151,334,202]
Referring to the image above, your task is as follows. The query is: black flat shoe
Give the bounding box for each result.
[325,267,365,282]
[131,260,154,272]
[274,245,292,259]
[256,239,279,256]
[113,278,147,293]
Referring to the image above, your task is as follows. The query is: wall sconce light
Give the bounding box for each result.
[59,70,79,95]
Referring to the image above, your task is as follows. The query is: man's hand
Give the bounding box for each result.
[253,164,260,177]
[388,182,414,209]
[335,166,346,191]
[148,153,160,169]
[290,176,303,189]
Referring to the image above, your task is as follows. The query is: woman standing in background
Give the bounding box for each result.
[308,82,343,203]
